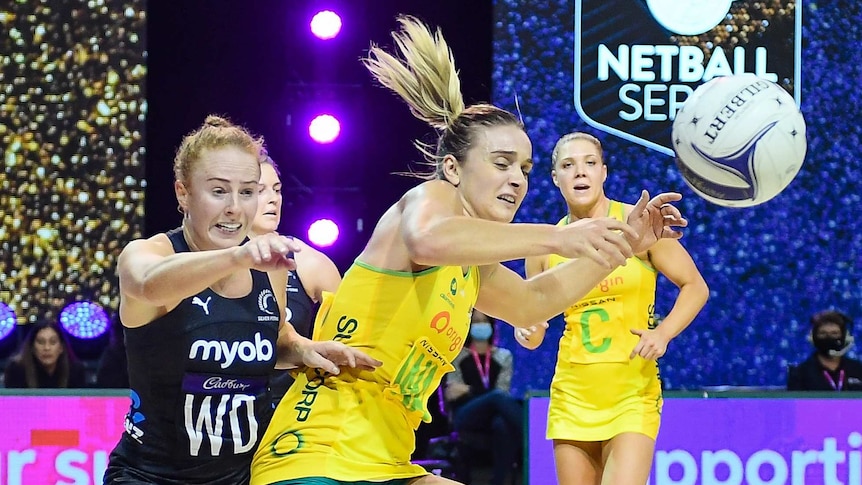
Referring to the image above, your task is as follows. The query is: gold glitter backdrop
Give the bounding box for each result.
[0,0,146,325]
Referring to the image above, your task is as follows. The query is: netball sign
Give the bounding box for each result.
[574,0,802,156]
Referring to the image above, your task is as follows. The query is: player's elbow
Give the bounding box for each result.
[404,228,446,266]
[692,276,710,307]
[121,268,174,307]
[122,278,171,307]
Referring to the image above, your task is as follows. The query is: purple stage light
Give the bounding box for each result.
[310,10,342,40]
[308,114,341,144]
[59,301,110,339]
[0,302,16,341]
[308,218,340,247]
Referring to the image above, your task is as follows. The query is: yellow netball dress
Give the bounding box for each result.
[546,200,662,442]
[251,260,479,484]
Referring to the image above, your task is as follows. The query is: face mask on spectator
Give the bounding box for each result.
[470,322,493,341]
[813,335,845,357]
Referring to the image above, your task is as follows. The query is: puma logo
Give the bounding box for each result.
[192,296,212,315]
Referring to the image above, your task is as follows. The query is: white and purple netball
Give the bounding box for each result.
[671,74,807,208]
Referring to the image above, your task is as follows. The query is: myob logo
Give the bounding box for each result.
[189,332,273,369]
[645,0,732,36]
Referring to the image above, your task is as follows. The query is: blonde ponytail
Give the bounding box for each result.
[362,15,465,131]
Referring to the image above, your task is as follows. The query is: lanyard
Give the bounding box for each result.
[470,347,492,389]
[823,369,844,391]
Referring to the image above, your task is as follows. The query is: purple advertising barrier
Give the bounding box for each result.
[527,396,862,484]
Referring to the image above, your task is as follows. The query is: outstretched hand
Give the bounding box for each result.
[299,340,383,375]
[558,217,637,269]
[626,191,687,254]
[236,233,302,272]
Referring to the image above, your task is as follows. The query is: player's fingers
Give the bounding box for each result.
[341,349,357,368]
[581,245,614,268]
[324,359,341,375]
[661,227,684,239]
[660,203,682,220]
[595,245,627,268]
[603,218,639,240]
[640,344,653,359]
[282,236,302,253]
[604,231,634,258]
[310,354,340,375]
[651,192,682,206]
[357,353,383,369]
[663,214,688,227]
[281,255,298,271]
[632,190,650,215]
[245,244,263,264]
[254,239,274,261]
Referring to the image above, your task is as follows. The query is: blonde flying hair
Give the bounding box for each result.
[363,16,522,179]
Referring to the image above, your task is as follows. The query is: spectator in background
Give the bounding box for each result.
[788,310,862,391]
[3,321,86,388]
[445,310,523,485]
[95,319,129,388]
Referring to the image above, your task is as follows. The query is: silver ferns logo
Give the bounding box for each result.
[574,0,801,155]
[257,289,279,322]
[258,289,276,316]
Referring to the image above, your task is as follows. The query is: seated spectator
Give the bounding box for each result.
[95,319,129,388]
[787,310,862,391]
[445,310,523,485]
[4,321,86,388]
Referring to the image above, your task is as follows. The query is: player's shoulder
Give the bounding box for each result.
[121,232,174,258]
[403,179,458,203]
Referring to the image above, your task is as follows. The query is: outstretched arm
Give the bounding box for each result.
[272,257,380,374]
[477,257,612,328]
[401,180,636,268]
[481,191,688,328]
[513,255,551,350]
[119,234,299,307]
[119,233,301,327]
[276,323,382,374]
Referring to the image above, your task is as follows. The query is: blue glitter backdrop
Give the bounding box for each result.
[491,0,862,393]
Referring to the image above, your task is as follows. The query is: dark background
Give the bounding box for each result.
[4,0,858,394]
[145,0,494,271]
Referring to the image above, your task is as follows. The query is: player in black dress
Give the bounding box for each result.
[103,116,379,485]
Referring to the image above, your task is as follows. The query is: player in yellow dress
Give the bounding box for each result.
[516,132,709,485]
[251,20,690,485]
